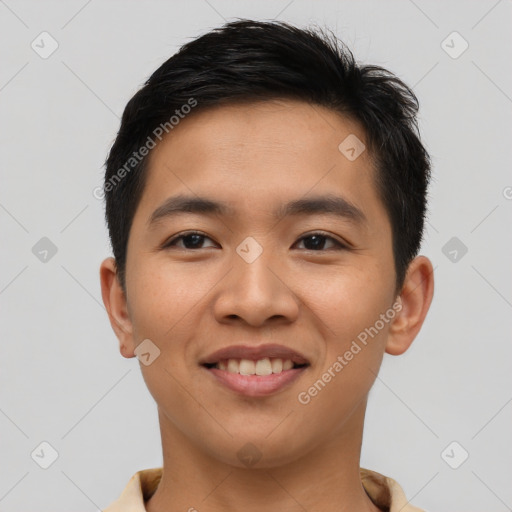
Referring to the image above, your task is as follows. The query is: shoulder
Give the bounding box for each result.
[360,467,427,512]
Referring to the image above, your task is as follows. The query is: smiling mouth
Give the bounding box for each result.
[202,357,309,375]
[202,357,309,397]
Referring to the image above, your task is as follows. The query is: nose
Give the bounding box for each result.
[213,241,300,328]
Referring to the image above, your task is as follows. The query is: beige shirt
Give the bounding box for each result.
[102,466,426,512]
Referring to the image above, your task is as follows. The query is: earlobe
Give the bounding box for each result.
[99,257,136,358]
[385,255,434,356]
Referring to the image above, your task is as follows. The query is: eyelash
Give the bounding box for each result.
[162,230,348,251]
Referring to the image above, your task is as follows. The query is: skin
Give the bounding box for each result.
[100,99,434,512]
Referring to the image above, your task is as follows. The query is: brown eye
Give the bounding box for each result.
[163,231,217,250]
[295,233,347,251]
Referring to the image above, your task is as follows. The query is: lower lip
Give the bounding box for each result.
[203,366,308,397]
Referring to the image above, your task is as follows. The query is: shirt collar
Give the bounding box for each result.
[102,467,425,512]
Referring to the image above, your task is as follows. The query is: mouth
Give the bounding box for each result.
[199,344,310,397]
[202,358,308,374]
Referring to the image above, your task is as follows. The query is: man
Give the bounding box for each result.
[100,19,434,512]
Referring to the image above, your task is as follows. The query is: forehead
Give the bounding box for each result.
[149,99,368,167]
[136,99,383,225]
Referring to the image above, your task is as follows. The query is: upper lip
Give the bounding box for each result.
[200,343,310,366]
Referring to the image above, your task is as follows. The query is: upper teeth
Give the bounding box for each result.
[216,358,295,375]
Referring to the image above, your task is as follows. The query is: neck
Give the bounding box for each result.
[146,400,381,512]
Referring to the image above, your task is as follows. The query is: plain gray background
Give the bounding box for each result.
[1,1,511,511]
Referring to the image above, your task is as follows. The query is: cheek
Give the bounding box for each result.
[293,278,391,438]
[298,261,393,401]
[125,262,208,431]
[126,256,207,342]
[306,260,392,343]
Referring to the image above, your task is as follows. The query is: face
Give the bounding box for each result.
[105,99,408,468]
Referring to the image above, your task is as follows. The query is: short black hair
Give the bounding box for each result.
[104,19,431,295]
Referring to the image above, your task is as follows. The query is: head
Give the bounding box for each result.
[103,19,431,295]
[100,20,434,468]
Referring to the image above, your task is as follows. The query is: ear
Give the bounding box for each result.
[99,257,136,358]
[385,255,434,356]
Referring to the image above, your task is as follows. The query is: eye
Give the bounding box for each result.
[162,231,348,251]
[294,232,347,251]
[162,231,217,250]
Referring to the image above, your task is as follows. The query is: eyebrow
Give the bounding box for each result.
[147,193,367,228]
